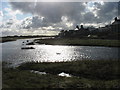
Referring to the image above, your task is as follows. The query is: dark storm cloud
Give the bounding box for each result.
[10,2,86,23]
[118,1,120,18]
[83,12,97,23]
[95,2,118,22]
[10,2,118,29]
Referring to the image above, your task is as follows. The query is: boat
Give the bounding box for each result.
[21,47,35,49]
[56,53,61,55]
[26,42,35,45]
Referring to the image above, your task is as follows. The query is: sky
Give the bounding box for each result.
[0,0,119,36]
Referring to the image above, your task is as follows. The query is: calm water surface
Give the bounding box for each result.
[1,38,119,66]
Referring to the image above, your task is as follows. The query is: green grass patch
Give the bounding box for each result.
[2,60,120,88]
[18,60,120,80]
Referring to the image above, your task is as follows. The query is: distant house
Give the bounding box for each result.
[58,17,120,39]
[98,17,120,33]
[98,26,111,32]
[111,17,120,32]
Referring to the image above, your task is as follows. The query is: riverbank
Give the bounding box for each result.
[0,37,17,43]
[34,38,120,47]
[1,37,120,47]
[0,35,55,43]
[3,60,120,88]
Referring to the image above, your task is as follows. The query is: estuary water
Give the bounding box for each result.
[1,38,119,67]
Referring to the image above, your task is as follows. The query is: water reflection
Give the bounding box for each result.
[1,39,119,66]
[58,72,72,77]
[25,45,79,62]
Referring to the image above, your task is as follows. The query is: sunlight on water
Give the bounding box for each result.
[1,39,119,67]
[58,72,72,77]
[27,45,80,62]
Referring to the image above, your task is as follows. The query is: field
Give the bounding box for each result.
[1,36,120,47]
[2,60,120,88]
[0,36,55,43]
[34,38,120,47]
[0,37,17,43]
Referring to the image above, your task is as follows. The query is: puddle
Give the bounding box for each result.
[58,72,72,77]
[30,70,46,75]
[30,70,72,77]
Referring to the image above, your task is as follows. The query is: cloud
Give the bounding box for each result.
[0,15,60,36]
[94,2,118,22]
[1,27,59,36]
[3,7,23,20]
[10,2,118,24]
[10,2,86,23]
[0,11,3,25]
[1,19,19,28]
[1,2,119,36]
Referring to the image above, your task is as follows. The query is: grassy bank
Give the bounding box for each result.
[0,37,17,43]
[3,60,120,88]
[1,37,120,47]
[34,38,120,47]
[0,35,55,43]
[0,37,34,43]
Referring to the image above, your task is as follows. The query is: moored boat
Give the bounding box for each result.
[21,47,35,49]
